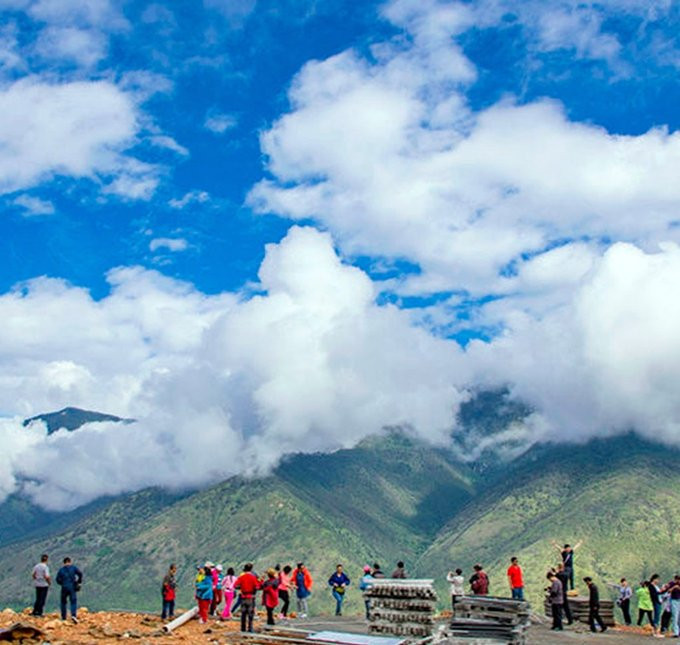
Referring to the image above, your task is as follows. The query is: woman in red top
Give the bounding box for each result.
[262,569,280,626]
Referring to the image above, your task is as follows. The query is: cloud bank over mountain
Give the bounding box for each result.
[2,0,680,510]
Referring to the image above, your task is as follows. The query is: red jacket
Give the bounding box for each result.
[235,572,261,599]
[262,578,280,608]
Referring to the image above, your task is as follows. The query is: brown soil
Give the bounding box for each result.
[1,606,249,644]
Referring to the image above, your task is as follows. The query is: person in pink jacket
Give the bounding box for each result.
[221,567,237,619]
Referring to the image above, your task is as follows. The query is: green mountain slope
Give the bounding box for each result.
[0,432,475,615]
[417,435,680,610]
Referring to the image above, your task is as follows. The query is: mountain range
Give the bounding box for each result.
[1,397,676,618]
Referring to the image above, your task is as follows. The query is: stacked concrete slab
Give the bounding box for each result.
[364,579,437,638]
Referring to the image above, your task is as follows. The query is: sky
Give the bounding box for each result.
[2,0,680,510]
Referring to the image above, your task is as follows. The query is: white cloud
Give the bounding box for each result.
[0,227,468,510]
[12,193,55,216]
[168,190,209,209]
[149,237,189,252]
[467,242,680,446]
[33,25,108,66]
[149,135,189,156]
[249,5,680,297]
[204,112,238,134]
[0,77,161,198]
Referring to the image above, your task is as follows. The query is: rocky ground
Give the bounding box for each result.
[0,608,666,644]
[0,606,245,644]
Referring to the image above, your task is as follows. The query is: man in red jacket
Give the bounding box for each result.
[235,563,260,633]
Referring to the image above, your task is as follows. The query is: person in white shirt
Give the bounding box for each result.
[31,553,51,617]
[446,568,465,613]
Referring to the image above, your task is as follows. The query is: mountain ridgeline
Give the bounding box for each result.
[1,396,676,616]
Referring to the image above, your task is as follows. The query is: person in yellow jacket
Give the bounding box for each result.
[636,581,660,636]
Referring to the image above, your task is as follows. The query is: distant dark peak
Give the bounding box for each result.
[23,407,135,435]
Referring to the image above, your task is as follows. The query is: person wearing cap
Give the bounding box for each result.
[359,565,374,620]
[262,568,280,625]
[235,563,261,632]
[294,562,313,618]
[196,565,214,624]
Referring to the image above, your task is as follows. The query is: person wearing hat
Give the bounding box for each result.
[359,565,374,620]
[262,568,280,625]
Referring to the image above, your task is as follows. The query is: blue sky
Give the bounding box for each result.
[3,0,679,299]
[4,0,680,508]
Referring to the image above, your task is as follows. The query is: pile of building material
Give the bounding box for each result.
[543,595,615,627]
[364,579,438,638]
[448,596,531,644]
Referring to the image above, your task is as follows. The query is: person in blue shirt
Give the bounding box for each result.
[328,564,350,616]
[55,557,83,623]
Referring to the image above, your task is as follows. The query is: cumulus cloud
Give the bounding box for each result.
[468,242,680,446]
[0,77,159,198]
[0,227,468,510]
[249,0,680,298]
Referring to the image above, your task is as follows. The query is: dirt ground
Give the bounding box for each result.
[0,606,247,644]
[0,608,664,644]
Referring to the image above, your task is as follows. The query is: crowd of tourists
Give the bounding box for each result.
[32,540,678,637]
[188,560,404,630]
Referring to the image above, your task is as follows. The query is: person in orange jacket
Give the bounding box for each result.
[294,562,313,617]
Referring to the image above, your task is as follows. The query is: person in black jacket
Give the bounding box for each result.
[555,563,573,625]
[584,577,607,633]
[56,557,83,623]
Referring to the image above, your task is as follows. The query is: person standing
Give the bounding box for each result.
[636,581,654,628]
[359,566,374,620]
[607,578,631,626]
[583,577,607,633]
[262,568,280,626]
[210,565,223,616]
[391,561,407,579]
[278,565,292,619]
[161,564,177,621]
[235,563,260,633]
[56,557,83,623]
[555,563,573,625]
[328,564,350,616]
[506,557,524,601]
[446,568,464,613]
[551,540,582,590]
[294,562,313,618]
[31,554,51,617]
[547,572,564,631]
[470,565,489,595]
[650,574,663,631]
[221,567,237,620]
[661,575,680,637]
[195,565,214,624]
